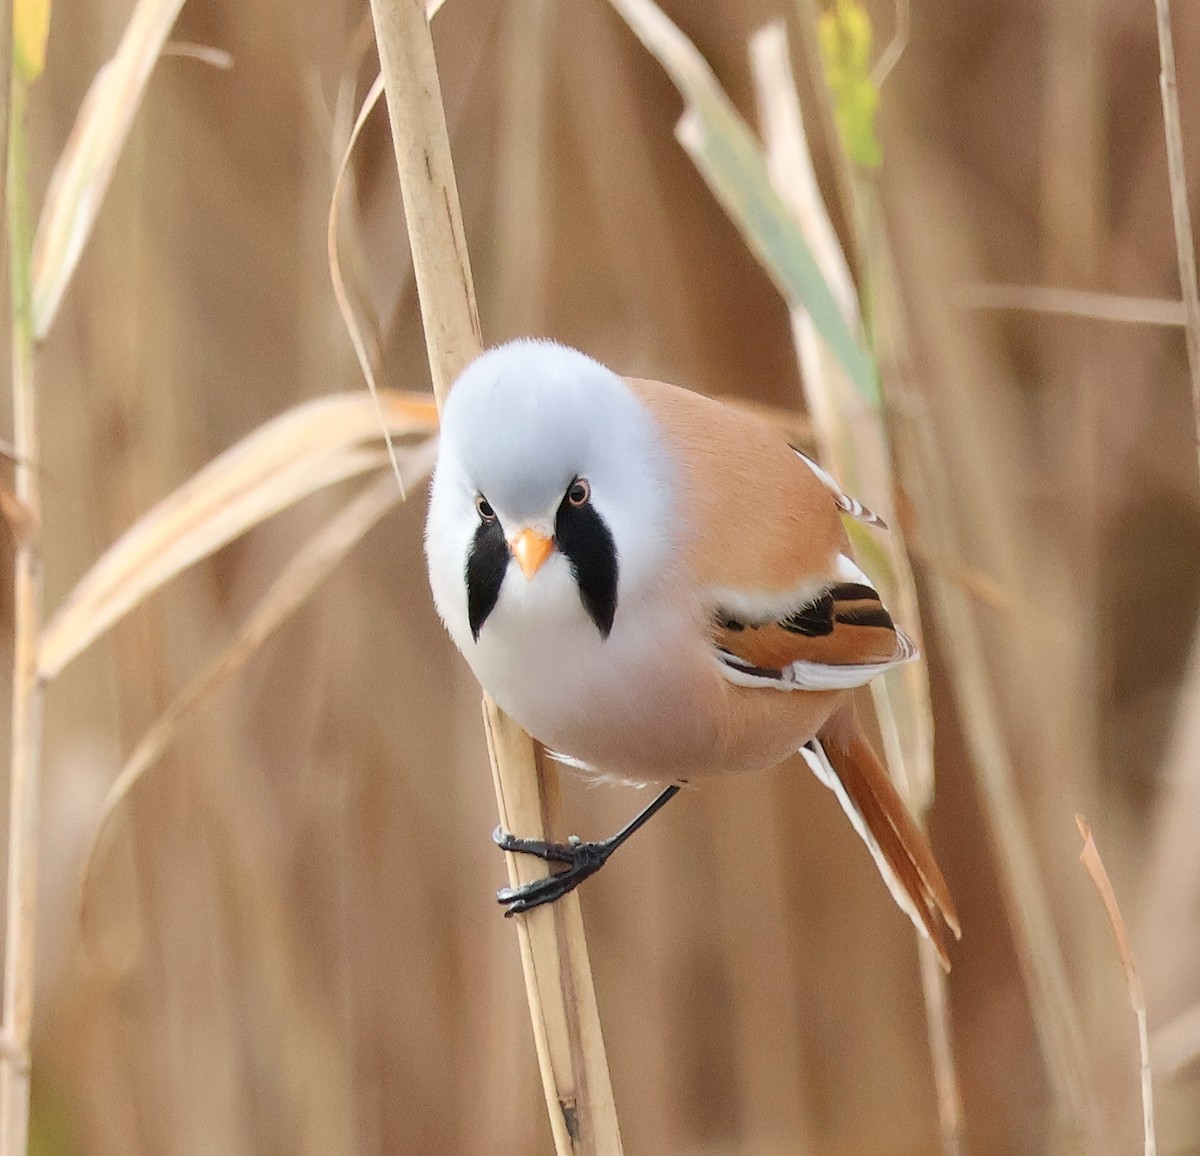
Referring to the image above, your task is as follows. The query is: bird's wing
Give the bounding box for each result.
[624,377,911,688]
[711,555,918,690]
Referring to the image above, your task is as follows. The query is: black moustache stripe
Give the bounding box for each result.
[555,499,619,638]
[466,518,509,640]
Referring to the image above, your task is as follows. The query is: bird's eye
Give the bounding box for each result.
[475,494,497,522]
[566,479,590,507]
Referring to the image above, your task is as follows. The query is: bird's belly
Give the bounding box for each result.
[466,596,720,781]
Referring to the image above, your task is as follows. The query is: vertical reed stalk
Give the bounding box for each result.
[747,24,965,1152]
[364,1,623,1150]
[1076,817,1157,1156]
[0,0,9,229]
[1,77,43,1156]
[1153,0,1200,475]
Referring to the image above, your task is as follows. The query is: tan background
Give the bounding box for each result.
[9,1,1200,1153]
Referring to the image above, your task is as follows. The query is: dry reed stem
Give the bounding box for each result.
[481,712,623,1153]
[916,938,965,1156]
[871,233,1105,1142]
[965,545,1102,1135]
[959,283,1187,326]
[931,582,1100,1135]
[1153,0,1200,476]
[1,82,40,1156]
[1137,608,1200,1091]
[0,0,10,239]
[1076,816,1158,1156]
[364,0,623,1150]
[30,0,186,339]
[76,460,432,953]
[158,42,234,69]
[4,3,186,1146]
[871,0,909,89]
[749,22,964,1152]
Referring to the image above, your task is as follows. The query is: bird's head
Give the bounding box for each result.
[425,340,675,644]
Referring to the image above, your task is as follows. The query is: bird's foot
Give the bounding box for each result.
[492,828,615,915]
[490,785,682,916]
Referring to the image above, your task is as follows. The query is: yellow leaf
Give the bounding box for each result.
[818,0,882,169]
[13,0,51,83]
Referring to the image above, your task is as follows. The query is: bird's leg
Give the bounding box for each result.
[492,785,681,915]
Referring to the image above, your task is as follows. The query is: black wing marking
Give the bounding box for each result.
[714,577,915,690]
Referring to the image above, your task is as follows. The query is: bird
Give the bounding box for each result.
[424,339,959,967]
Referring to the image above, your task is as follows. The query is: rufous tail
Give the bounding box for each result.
[801,705,961,971]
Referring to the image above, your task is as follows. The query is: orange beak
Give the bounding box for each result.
[510,528,555,580]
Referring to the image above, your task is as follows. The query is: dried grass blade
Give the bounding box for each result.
[1152,0,1200,479]
[327,72,407,495]
[606,0,877,404]
[958,283,1187,327]
[77,461,431,950]
[871,0,909,88]
[160,42,234,69]
[31,0,186,338]
[1076,816,1158,1156]
[38,391,438,681]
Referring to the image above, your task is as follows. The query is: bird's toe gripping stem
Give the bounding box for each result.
[491,828,613,915]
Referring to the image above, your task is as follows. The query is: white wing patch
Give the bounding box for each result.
[715,630,917,691]
[707,576,834,626]
[794,449,886,527]
[835,552,874,586]
[783,629,917,688]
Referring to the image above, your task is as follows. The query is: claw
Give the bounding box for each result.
[494,838,612,914]
[489,785,682,915]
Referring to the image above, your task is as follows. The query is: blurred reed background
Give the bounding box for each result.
[6,0,1200,1153]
